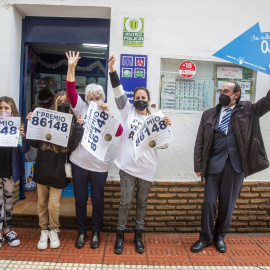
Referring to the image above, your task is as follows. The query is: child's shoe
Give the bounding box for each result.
[37,230,50,250]
[3,231,20,247]
[0,237,4,247]
[50,229,60,249]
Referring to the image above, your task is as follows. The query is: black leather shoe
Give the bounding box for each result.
[191,240,211,253]
[214,239,227,253]
[75,233,86,249]
[134,229,145,254]
[91,231,100,249]
[114,230,124,254]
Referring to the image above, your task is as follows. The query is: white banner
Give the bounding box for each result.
[82,102,119,161]
[26,108,73,147]
[0,117,21,147]
[134,111,174,160]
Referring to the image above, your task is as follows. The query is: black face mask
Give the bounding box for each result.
[134,100,148,111]
[57,103,70,113]
[219,93,234,107]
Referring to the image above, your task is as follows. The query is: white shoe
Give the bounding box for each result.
[3,231,20,247]
[37,230,50,250]
[50,229,60,249]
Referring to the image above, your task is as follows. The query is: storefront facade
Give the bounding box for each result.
[3,0,270,181]
[1,0,270,232]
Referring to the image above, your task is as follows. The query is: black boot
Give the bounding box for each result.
[91,231,100,249]
[114,230,124,254]
[134,229,145,254]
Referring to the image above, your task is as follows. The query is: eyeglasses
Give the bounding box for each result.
[219,89,234,94]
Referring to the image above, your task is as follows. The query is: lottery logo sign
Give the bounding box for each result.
[0,117,21,147]
[26,108,72,147]
[82,102,119,161]
[179,61,196,78]
[136,58,144,66]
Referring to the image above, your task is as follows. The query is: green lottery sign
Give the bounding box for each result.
[123,17,144,46]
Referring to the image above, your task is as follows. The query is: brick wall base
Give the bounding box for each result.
[12,180,270,233]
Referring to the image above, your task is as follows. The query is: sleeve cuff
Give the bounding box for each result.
[109,71,121,88]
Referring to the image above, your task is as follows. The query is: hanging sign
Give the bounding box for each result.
[0,117,21,147]
[213,23,270,75]
[82,102,119,161]
[26,108,73,147]
[179,61,196,78]
[120,54,148,103]
[123,17,144,46]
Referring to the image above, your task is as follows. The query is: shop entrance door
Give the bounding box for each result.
[20,17,110,118]
[19,17,110,198]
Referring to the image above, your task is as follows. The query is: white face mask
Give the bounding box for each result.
[94,100,102,105]
[0,111,12,117]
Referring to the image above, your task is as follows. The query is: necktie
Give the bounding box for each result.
[219,108,232,133]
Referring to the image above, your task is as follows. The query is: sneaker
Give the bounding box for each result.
[37,230,50,250]
[50,229,60,249]
[0,237,4,247]
[3,231,20,247]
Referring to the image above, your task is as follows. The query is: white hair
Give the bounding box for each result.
[85,83,105,104]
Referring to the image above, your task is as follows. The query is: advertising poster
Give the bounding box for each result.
[120,54,148,103]
[82,102,119,161]
[123,17,144,46]
[0,117,21,147]
[26,108,73,147]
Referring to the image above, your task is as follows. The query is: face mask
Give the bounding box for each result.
[0,111,12,117]
[219,93,235,107]
[57,103,70,113]
[134,100,148,111]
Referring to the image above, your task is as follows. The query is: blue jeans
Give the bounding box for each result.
[117,170,152,231]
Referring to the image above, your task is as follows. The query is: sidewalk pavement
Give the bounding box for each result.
[0,228,269,270]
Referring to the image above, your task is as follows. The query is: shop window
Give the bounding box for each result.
[160,58,256,111]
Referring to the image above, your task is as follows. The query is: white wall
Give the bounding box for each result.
[1,0,270,181]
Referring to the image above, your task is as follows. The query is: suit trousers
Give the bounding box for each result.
[72,162,107,234]
[36,183,62,230]
[199,158,244,244]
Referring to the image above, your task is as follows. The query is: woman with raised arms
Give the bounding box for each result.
[108,55,172,254]
[65,51,123,249]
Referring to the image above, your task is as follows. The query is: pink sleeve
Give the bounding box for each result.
[115,124,123,137]
[66,81,78,108]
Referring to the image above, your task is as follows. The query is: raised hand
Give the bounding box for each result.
[66,51,81,69]
[108,55,116,73]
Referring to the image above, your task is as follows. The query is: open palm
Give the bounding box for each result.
[65,51,81,68]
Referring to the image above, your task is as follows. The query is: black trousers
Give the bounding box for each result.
[199,158,244,244]
[72,162,107,234]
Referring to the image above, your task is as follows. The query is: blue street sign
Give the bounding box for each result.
[120,54,148,103]
[213,23,270,75]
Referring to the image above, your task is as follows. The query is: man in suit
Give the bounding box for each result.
[191,80,270,253]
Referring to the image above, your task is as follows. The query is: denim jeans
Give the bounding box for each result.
[117,170,152,231]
